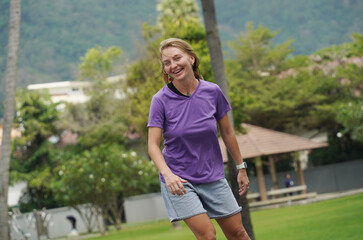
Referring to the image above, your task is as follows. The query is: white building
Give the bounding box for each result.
[27,81,91,104]
[27,74,126,106]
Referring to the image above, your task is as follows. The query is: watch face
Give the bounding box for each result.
[237,162,247,169]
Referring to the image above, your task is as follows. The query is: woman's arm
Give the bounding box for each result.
[148,127,187,195]
[217,114,250,196]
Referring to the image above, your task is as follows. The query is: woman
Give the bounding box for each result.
[148,38,250,240]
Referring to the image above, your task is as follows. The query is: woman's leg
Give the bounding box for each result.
[216,213,250,240]
[184,213,216,240]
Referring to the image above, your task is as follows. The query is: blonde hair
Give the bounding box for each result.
[159,38,203,84]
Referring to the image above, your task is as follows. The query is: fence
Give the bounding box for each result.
[247,159,363,194]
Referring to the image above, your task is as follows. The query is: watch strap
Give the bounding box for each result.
[236,162,247,170]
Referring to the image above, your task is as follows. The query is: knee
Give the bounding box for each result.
[229,226,250,240]
[198,227,216,240]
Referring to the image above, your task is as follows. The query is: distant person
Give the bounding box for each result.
[66,215,79,236]
[285,173,294,196]
[148,38,250,240]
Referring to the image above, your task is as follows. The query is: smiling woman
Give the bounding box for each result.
[159,38,203,84]
[147,38,250,240]
[161,47,197,96]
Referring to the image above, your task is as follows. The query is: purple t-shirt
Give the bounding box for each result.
[147,80,231,184]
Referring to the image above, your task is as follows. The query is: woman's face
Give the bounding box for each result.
[161,47,195,82]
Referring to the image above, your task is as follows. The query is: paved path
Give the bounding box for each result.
[313,188,363,202]
[57,233,101,240]
[250,188,363,211]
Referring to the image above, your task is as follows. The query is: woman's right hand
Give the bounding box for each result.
[163,172,188,196]
[148,127,187,195]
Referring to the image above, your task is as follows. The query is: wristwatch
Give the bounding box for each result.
[236,162,247,170]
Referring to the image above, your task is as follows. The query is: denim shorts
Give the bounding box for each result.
[160,178,242,222]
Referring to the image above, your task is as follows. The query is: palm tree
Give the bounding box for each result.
[200,0,255,239]
[0,0,21,239]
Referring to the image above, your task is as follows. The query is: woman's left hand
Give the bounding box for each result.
[237,170,250,196]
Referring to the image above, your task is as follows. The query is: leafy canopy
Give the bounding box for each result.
[11,89,61,211]
[62,46,127,149]
[52,144,159,229]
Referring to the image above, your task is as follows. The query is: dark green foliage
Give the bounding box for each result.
[10,89,62,211]
[284,55,312,69]
[349,33,363,56]
[309,132,363,166]
[12,89,60,172]
[17,186,59,213]
[337,100,363,142]
[228,26,363,164]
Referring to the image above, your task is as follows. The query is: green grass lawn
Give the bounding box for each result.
[86,193,363,240]
[253,193,363,240]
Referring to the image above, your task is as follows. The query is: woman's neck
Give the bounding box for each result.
[173,77,199,96]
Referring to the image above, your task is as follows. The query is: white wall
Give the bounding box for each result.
[124,193,167,223]
[9,205,102,240]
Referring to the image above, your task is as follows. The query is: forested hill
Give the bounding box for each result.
[1,0,362,113]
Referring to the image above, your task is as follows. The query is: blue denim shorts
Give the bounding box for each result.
[160,178,242,222]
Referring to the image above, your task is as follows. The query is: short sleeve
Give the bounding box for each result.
[214,85,231,120]
[147,95,164,128]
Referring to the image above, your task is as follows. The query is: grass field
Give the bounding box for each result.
[86,193,363,240]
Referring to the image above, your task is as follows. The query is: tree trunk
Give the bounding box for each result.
[0,1,21,239]
[73,205,95,233]
[201,1,255,239]
[227,152,255,239]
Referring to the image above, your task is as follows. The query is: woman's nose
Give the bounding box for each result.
[170,61,177,69]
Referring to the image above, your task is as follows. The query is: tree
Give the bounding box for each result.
[226,23,296,131]
[0,0,21,239]
[229,28,363,165]
[52,144,159,233]
[79,46,121,81]
[229,22,294,79]
[349,33,363,56]
[61,46,127,149]
[201,0,254,238]
[11,89,61,212]
[156,0,202,39]
[227,23,351,132]
[337,100,363,143]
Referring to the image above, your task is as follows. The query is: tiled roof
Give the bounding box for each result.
[219,123,328,161]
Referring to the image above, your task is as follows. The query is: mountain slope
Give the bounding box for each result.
[0,0,362,117]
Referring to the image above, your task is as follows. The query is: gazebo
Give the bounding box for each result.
[219,123,328,201]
